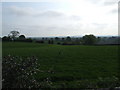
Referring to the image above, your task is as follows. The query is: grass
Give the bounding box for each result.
[2,42,120,88]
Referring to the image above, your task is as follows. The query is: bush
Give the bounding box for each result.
[2,55,40,88]
[2,55,55,88]
[2,55,119,89]
[24,38,33,42]
[82,34,97,45]
[36,40,44,43]
[2,36,12,42]
[62,42,74,45]
[57,42,61,45]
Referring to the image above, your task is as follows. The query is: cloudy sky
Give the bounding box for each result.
[1,0,119,37]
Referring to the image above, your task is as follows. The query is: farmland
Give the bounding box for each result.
[2,42,120,88]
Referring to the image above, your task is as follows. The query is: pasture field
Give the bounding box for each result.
[2,42,120,88]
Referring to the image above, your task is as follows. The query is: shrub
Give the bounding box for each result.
[36,40,44,43]
[24,38,33,42]
[2,55,40,88]
[82,34,97,45]
[2,36,12,42]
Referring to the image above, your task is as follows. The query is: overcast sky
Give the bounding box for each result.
[1,0,119,37]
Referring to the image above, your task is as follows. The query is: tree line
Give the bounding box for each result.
[2,31,33,42]
[3,31,119,45]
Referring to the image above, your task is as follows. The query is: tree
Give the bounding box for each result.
[42,38,44,40]
[55,37,59,41]
[25,38,33,42]
[2,36,11,41]
[62,38,65,41]
[66,36,71,41]
[36,40,44,43]
[82,34,97,45]
[48,40,54,44]
[19,35,26,40]
[8,31,20,40]
[97,37,101,43]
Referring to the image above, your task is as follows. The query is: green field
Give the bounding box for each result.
[2,42,120,88]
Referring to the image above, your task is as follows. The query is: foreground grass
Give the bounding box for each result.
[2,42,120,88]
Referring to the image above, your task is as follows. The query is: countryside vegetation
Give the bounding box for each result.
[2,31,120,89]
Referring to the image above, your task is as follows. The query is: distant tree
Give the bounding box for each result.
[79,38,83,44]
[51,40,54,44]
[45,38,48,40]
[48,40,54,44]
[82,34,97,45]
[25,38,33,42]
[55,37,59,41]
[74,38,80,45]
[41,40,44,43]
[36,40,44,43]
[19,35,25,39]
[42,38,45,40]
[8,31,20,41]
[62,38,65,41]
[66,36,71,41]
[2,36,11,41]
[48,40,50,44]
[50,38,54,44]
[97,37,101,42]
[57,42,61,45]
[50,38,53,40]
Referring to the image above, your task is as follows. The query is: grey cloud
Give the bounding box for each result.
[35,11,64,17]
[92,23,106,26]
[109,6,120,14]
[111,9,118,13]
[92,23,108,29]
[16,25,70,37]
[8,6,34,16]
[6,5,81,22]
[8,6,64,17]
[109,1,120,14]
[104,2,116,5]
[86,0,119,6]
